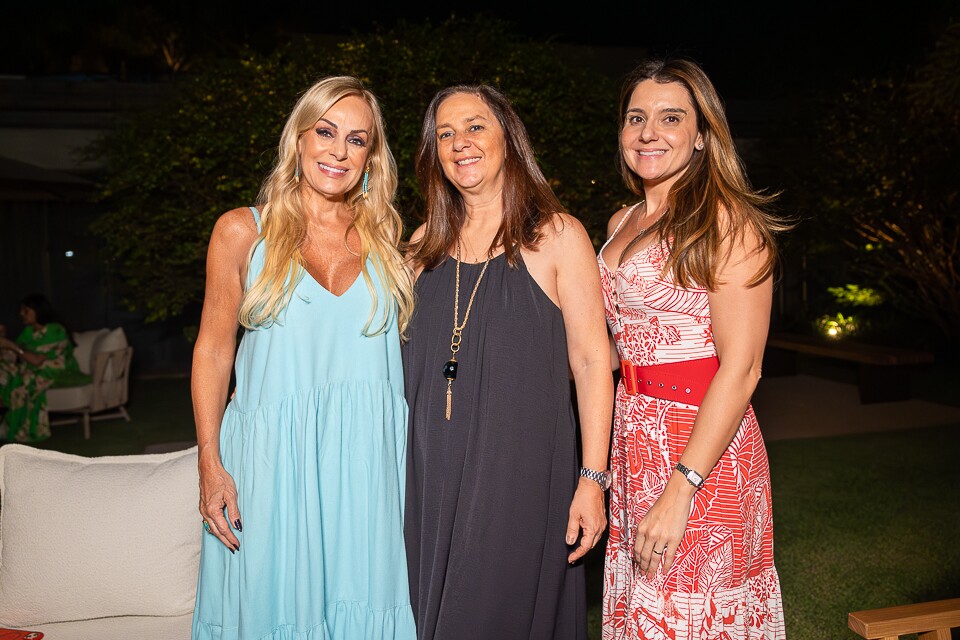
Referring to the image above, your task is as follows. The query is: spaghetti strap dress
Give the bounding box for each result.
[192,206,416,640]
[599,204,785,639]
[402,253,587,640]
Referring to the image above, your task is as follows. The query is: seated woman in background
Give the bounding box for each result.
[0,294,89,442]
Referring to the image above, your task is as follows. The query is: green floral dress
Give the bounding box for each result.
[0,323,90,442]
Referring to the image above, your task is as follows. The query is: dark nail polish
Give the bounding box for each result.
[229,547,235,555]
[234,543,240,552]
[234,519,242,532]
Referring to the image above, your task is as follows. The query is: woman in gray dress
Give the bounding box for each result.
[402,84,614,639]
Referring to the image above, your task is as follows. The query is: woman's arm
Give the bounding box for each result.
[192,207,258,552]
[0,338,45,367]
[1,325,66,368]
[548,213,615,564]
[633,225,773,579]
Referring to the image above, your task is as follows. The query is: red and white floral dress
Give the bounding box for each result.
[599,206,785,640]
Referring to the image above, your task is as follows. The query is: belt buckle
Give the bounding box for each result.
[620,360,640,395]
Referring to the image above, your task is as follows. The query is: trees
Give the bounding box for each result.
[87,40,328,322]
[87,16,623,326]
[796,22,959,347]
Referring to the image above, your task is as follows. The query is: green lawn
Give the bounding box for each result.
[16,374,960,639]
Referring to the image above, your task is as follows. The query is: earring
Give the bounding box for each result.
[361,165,370,199]
[696,142,704,151]
[294,161,300,184]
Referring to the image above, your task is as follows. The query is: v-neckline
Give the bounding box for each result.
[302,266,363,298]
[599,240,660,276]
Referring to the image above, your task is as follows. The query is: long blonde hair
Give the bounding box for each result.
[238,76,414,336]
[617,59,791,289]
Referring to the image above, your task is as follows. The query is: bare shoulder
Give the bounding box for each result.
[539,212,592,249]
[209,207,259,252]
[408,222,427,245]
[206,207,260,268]
[717,203,766,254]
[213,207,259,241]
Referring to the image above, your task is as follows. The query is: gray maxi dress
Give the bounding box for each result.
[402,253,587,640]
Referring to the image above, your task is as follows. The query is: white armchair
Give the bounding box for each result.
[47,327,133,439]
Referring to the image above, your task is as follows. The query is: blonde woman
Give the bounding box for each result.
[599,58,790,639]
[191,76,416,639]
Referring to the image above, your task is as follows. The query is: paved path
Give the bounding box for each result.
[752,374,960,441]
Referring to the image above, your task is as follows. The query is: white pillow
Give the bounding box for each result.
[71,329,109,375]
[95,327,130,380]
[0,444,201,627]
[97,327,128,353]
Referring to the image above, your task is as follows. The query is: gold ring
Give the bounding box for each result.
[202,520,211,533]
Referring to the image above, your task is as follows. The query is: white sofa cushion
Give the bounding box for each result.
[45,383,92,411]
[29,612,194,639]
[0,444,201,627]
[71,329,109,375]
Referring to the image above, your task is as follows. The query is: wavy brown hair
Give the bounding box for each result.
[408,84,565,270]
[617,58,792,289]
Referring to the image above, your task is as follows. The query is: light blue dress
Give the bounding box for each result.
[192,206,416,640]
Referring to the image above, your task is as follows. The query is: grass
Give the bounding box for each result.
[29,375,197,456]
[9,368,960,640]
[768,424,960,640]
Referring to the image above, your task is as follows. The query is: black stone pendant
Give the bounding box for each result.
[442,359,458,381]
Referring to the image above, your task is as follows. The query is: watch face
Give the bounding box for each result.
[688,470,704,487]
[602,472,612,491]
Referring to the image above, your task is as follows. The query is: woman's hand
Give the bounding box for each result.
[632,477,695,580]
[566,478,607,563]
[198,460,242,552]
[191,208,256,553]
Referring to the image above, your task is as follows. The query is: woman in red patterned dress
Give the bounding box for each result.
[599,58,790,639]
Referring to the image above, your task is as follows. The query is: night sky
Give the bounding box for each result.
[2,1,954,101]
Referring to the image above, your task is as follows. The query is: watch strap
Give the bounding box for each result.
[579,466,610,491]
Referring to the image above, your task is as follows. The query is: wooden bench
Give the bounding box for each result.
[849,597,960,640]
[763,332,935,404]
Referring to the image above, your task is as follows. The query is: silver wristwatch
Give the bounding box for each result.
[579,466,611,491]
[675,462,705,489]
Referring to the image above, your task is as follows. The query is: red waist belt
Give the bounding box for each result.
[619,356,720,406]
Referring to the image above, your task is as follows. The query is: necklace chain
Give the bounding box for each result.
[633,199,664,238]
[442,237,492,421]
[611,200,664,323]
[453,239,490,334]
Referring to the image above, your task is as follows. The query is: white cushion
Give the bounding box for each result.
[0,444,201,627]
[45,383,93,411]
[97,327,128,353]
[96,327,129,381]
[29,612,194,640]
[71,329,108,375]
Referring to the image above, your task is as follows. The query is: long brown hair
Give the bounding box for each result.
[408,84,565,270]
[617,58,791,289]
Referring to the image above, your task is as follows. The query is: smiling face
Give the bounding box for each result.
[620,79,704,190]
[297,94,373,201]
[434,92,506,198]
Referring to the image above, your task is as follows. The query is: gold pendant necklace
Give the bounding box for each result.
[443,238,492,421]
